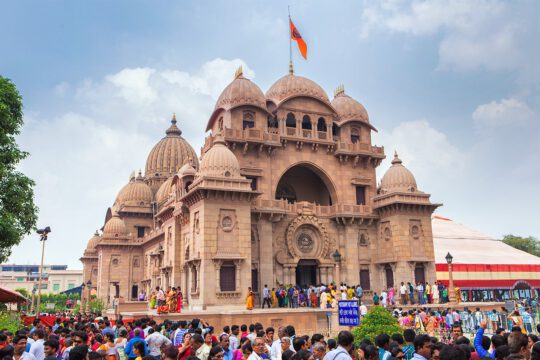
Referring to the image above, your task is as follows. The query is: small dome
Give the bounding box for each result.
[116,171,153,206]
[266,73,331,107]
[380,152,418,193]
[103,213,127,237]
[331,87,369,123]
[155,177,174,204]
[178,162,197,177]
[145,115,199,178]
[199,135,241,178]
[215,68,267,112]
[85,231,101,253]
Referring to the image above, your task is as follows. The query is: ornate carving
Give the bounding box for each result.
[222,216,233,231]
[297,233,314,252]
[285,215,331,259]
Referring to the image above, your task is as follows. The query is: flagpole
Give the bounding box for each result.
[288,5,293,74]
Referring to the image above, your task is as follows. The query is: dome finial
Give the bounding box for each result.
[166,115,182,136]
[129,171,136,182]
[289,61,294,75]
[234,65,243,79]
[334,84,345,98]
[392,150,402,165]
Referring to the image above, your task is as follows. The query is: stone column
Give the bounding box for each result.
[258,221,273,291]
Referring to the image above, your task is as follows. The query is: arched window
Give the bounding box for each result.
[351,128,360,143]
[286,113,296,128]
[317,117,326,132]
[301,115,312,130]
[267,116,278,129]
[385,265,394,288]
[218,117,224,131]
[184,181,192,193]
[332,123,340,139]
[220,261,236,291]
[243,111,255,129]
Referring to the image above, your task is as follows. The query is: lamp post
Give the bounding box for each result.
[80,282,86,315]
[30,287,36,314]
[333,249,342,289]
[35,226,51,318]
[86,280,92,313]
[445,252,457,303]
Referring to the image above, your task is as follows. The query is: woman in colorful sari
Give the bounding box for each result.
[246,287,254,310]
[176,287,183,313]
[310,289,317,308]
[271,288,277,308]
[149,290,156,309]
[165,287,175,312]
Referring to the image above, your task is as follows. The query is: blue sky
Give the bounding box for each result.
[2,0,539,268]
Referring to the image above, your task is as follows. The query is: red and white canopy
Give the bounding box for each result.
[432,216,540,289]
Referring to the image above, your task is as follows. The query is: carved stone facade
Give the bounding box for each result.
[80,68,441,309]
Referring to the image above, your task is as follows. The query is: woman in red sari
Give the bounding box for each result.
[176,287,183,313]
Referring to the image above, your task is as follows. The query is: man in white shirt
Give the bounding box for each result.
[146,328,172,357]
[400,282,408,305]
[13,335,37,360]
[229,325,240,352]
[270,327,285,360]
[248,338,266,360]
[29,330,45,360]
[323,331,353,360]
[192,334,210,360]
[262,285,271,308]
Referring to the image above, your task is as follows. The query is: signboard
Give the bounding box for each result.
[338,300,360,326]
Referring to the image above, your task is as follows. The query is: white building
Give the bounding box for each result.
[0,264,83,294]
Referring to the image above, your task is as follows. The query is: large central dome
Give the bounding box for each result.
[266,73,331,107]
[145,115,199,179]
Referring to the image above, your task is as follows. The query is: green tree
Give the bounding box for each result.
[15,288,29,298]
[502,235,540,256]
[0,76,38,262]
[352,306,402,344]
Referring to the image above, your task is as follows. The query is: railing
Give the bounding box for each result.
[318,131,328,140]
[336,142,385,155]
[251,199,372,217]
[302,129,312,138]
[286,127,296,136]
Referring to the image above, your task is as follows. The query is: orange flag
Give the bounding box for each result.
[290,19,307,59]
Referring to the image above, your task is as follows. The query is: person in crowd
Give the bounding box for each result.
[246,288,255,311]
[323,331,354,360]
[413,335,432,360]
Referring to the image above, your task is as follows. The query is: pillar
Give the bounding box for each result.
[258,221,273,292]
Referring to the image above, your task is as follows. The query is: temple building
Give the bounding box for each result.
[80,67,441,309]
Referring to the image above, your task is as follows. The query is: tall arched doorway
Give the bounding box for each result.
[296,260,318,287]
[275,164,337,205]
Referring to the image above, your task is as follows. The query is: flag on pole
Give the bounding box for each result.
[290,19,307,59]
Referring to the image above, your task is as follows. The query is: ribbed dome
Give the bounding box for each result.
[331,89,369,123]
[178,162,197,177]
[266,73,330,107]
[215,71,267,112]
[200,136,241,178]
[380,152,418,193]
[103,213,127,237]
[116,172,153,206]
[155,177,174,204]
[85,231,101,253]
[145,115,199,178]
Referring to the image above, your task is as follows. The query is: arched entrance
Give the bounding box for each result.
[275,163,337,205]
[296,260,318,287]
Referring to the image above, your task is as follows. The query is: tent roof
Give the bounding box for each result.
[0,286,27,303]
[432,216,540,265]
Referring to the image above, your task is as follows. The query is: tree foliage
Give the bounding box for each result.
[0,76,38,262]
[502,234,540,257]
[352,306,402,344]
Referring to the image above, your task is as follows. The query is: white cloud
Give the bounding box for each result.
[359,0,533,72]
[473,98,535,127]
[11,58,254,268]
[373,120,466,191]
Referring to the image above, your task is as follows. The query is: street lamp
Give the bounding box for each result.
[80,282,86,314]
[86,280,92,313]
[445,252,457,303]
[333,249,342,289]
[35,226,51,318]
[30,287,37,314]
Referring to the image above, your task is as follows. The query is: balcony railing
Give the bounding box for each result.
[251,199,373,217]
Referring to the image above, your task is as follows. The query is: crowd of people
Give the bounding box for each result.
[3,303,540,360]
